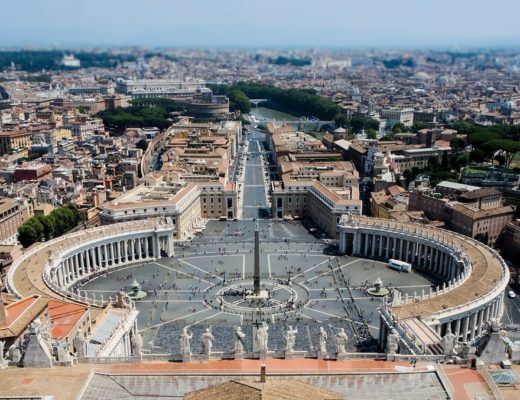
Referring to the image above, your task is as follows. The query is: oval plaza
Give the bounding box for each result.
[6,209,509,359]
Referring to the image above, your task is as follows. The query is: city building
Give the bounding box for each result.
[409,183,514,245]
[0,197,29,245]
[380,108,414,129]
[115,78,208,99]
[0,130,32,155]
[100,180,238,239]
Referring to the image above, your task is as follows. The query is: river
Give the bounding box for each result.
[249,107,298,122]
[248,107,328,138]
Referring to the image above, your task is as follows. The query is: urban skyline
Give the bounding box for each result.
[1,2,520,399]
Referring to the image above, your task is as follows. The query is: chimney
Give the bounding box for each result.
[260,364,266,383]
[0,294,7,325]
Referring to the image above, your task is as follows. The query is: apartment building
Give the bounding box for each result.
[0,197,30,245]
[380,108,414,129]
[409,183,514,245]
[100,180,238,240]
[0,131,33,155]
[271,161,362,238]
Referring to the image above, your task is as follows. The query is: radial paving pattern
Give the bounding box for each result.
[80,220,436,355]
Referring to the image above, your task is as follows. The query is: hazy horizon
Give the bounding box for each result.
[2,0,520,49]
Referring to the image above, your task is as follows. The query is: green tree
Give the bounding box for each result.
[449,137,466,153]
[392,122,406,134]
[410,122,430,133]
[349,115,380,133]
[136,138,148,151]
[17,204,79,247]
[334,113,349,127]
[228,89,251,114]
[17,219,43,247]
[366,128,378,139]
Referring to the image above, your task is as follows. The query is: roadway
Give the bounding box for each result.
[241,128,270,219]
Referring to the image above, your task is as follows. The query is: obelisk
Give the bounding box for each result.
[253,221,261,294]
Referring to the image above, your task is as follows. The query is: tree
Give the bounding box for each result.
[228,90,251,114]
[17,204,80,247]
[410,122,430,133]
[449,137,466,153]
[392,122,406,134]
[136,138,148,152]
[349,115,380,133]
[18,219,43,247]
[487,139,520,167]
[334,113,349,127]
[367,128,377,139]
[470,149,487,163]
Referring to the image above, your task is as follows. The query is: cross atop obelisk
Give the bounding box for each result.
[253,221,261,294]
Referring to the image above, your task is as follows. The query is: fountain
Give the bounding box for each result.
[367,277,389,297]
[126,280,148,300]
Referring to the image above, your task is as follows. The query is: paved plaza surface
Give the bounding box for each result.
[81,220,436,355]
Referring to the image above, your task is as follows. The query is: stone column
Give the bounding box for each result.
[439,253,445,275]
[155,235,161,259]
[86,249,91,271]
[454,318,461,340]
[497,295,505,320]
[477,308,484,337]
[63,260,69,284]
[144,237,149,259]
[96,246,102,268]
[57,267,63,287]
[169,235,174,257]
[112,242,117,264]
[81,252,86,275]
[470,313,478,340]
[74,255,79,279]
[433,249,439,273]
[122,240,127,262]
[461,316,470,342]
[130,239,135,261]
[378,236,383,258]
[371,234,376,257]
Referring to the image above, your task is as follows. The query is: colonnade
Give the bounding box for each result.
[338,218,509,346]
[340,230,463,282]
[50,231,175,290]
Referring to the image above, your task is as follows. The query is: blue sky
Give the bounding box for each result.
[1,0,520,49]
